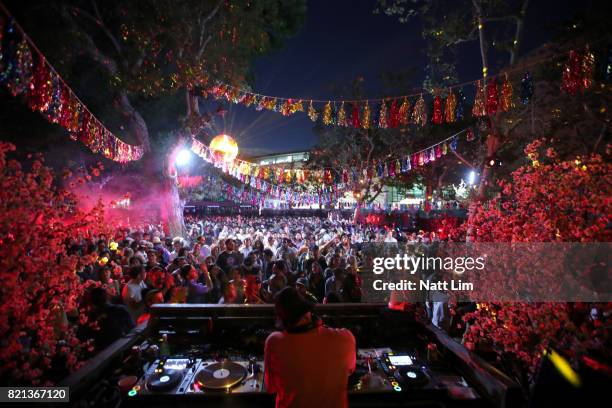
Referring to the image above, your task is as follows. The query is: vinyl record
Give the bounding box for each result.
[195,361,247,390]
[146,370,183,391]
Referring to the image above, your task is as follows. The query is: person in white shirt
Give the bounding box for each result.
[384,229,398,243]
[168,237,183,262]
[240,237,253,258]
[121,265,148,321]
[196,236,211,262]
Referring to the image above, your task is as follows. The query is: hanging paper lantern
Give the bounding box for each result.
[351,103,360,128]
[432,93,443,124]
[472,80,486,117]
[361,102,371,129]
[388,99,399,128]
[435,145,442,158]
[581,46,595,89]
[486,77,499,115]
[377,101,388,129]
[500,74,514,112]
[420,152,426,165]
[561,50,582,95]
[412,94,427,126]
[444,89,457,123]
[398,98,410,126]
[383,162,389,178]
[337,102,347,127]
[209,134,239,162]
[429,148,436,162]
[411,154,418,168]
[520,72,533,105]
[442,142,448,155]
[308,100,318,121]
[450,137,458,151]
[456,88,466,120]
[322,101,332,125]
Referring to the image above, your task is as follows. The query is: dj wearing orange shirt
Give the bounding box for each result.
[264,287,356,408]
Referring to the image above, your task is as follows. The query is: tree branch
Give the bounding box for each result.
[197,35,213,60]
[197,0,224,58]
[61,6,119,75]
[509,0,530,66]
[67,3,122,55]
[449,26,478,45]
[451,149,476,169]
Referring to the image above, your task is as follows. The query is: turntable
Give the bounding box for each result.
[194,361,248,390]
[131,357,199,396]
[146,369,183,391]
[188,359,264,394]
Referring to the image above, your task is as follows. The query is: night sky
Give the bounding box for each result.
[203,0,575,156]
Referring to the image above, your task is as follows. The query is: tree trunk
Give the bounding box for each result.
[117,92,151,152]
[164,143,187,238]
[164,174,185,238]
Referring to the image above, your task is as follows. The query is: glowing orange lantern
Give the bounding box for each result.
[209,134,238,162]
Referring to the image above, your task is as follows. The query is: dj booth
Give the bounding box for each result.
[61,304,523,407]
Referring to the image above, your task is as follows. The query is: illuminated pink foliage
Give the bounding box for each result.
[461,139,611,379]
[0,142,106,385]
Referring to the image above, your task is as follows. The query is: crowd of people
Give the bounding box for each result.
[76,214,448,350]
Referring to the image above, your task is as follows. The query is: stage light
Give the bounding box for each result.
[175,149,192,166]
[468,170,476,185]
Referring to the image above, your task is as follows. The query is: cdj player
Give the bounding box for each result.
[62,304,522,408]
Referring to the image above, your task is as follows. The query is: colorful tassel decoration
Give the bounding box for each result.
[444,89,457,123]
[472,80,486,117]
[398,98,410,126]
[362,102,371,129]
[323,101,332,125]
[486,77,499,115]
[337,101,347,127]
[308,100,318,121]
[432,93,443,124]
[582,46,595,89]
[378,101,388,129]
[388,99,399,128]
[500,75,514,112]
[456,88,466,120]
[351,103,360,128]
[412,94,427,126]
